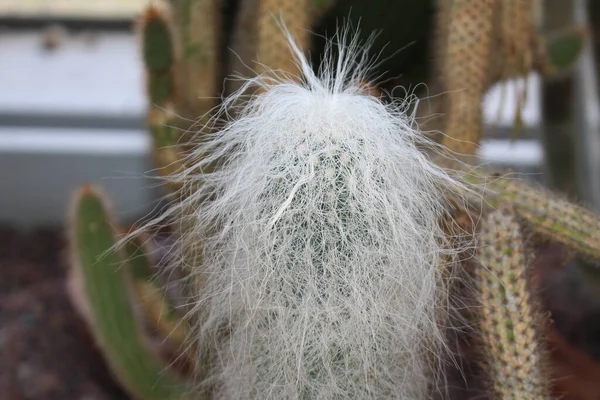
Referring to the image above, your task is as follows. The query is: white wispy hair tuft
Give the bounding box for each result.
[164,28,469,399]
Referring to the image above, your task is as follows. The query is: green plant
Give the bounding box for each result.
[68,186,189,400]
[475,206,550,398]
[67,1,593,399]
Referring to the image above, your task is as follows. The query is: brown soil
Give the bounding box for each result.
[0,227,130,400]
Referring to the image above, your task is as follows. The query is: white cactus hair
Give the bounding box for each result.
[165,25,469,399]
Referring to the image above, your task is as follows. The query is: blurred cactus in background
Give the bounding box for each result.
[66,1,600,399]
[435,0,586,155]
[68,186,189,400]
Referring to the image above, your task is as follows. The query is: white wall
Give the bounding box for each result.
[0,29,544,227]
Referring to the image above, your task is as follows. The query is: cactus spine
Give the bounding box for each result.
[440,0,496,155]
[475,207,551,399]
[484,177,600,261]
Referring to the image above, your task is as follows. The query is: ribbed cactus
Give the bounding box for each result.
[481,177,600,261]
[68,186,189,400]
[142,1,222,189]
[439,0,497,155]
[255,0,311,76]
[226,0,331,95]
[475,207,551,399]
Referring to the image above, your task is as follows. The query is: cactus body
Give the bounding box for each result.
[171,0,221,117]
[142,6,186,188]
[255,0,311,76]
[488,178,600,261]
[436,0,584,154]
[445,163,600,261]
[476,207,551,399]
[171,34,466,399]
[441,0,496,155]
[227,0,331,96]
[69,186,188,400]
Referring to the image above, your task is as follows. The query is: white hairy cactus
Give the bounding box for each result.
[166,30,467,400]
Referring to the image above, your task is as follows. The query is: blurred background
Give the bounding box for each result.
[1,0,600,399]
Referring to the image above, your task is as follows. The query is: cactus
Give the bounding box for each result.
[68,186,189,400]
[436,0,586,155]
[141,5,186,187]
[480,177,600,261]
[475,207,551,399]
[255,0,311,77]
[439,0,497,155]
[142,1,222,190]
[65,1,596,399]
[124,235,189,346]
[225,0,260,96]
[170,0,221,118]
[226,0,326,95]
[442,161,600,260]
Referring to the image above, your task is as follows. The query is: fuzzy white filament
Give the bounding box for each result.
[173,31,465,399]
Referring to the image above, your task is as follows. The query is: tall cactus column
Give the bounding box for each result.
[142,1,221,188]
[227,0,325,96]
[440,0,496,155]
[475,207,551,399]
[255,0,311,76]
[142,6,186,184]
[171,0,221,118]
[68,186,189,400]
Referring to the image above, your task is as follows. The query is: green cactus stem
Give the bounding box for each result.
[141,5,186,190]
[171,0,221,118]
[124,235,189,346]
[475,207,551,399]
[69,185,189,400]
[142,5,176,108]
